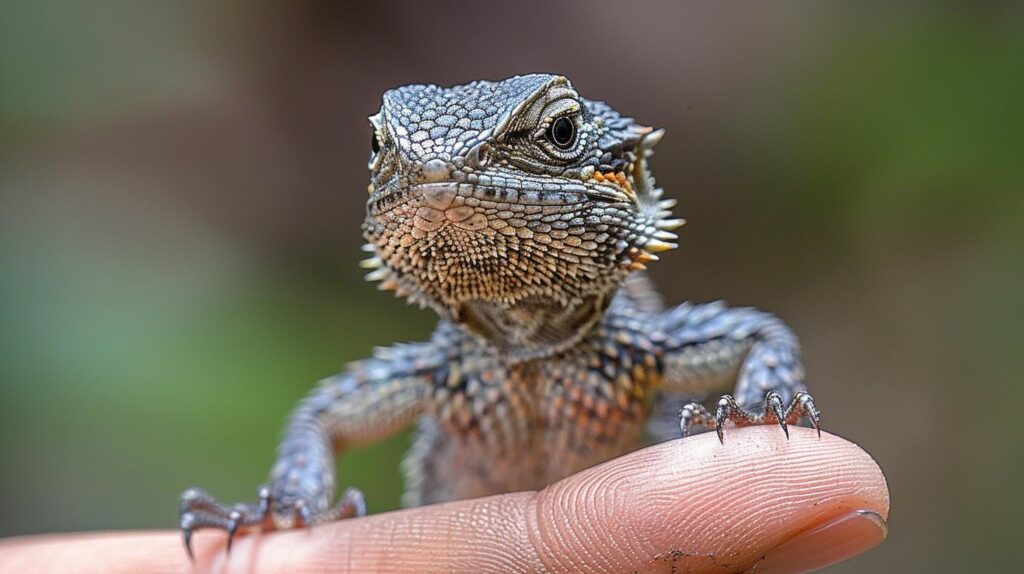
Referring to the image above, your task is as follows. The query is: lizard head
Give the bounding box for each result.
[361,74,682,359]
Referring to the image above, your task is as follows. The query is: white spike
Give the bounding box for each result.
[654,230,678,241]
[359,256,382,269]
[365,268,389,282]
[658,198,677,209]
[646,239,677,253]
[657,218,687,230]
[361,243,376,253]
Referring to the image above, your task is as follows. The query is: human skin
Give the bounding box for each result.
[0,427,889,573]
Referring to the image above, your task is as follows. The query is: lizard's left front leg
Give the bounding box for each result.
[654,301,821,442]
[178,343,438,558]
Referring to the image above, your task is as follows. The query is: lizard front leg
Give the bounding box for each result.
[654,301,820,441]
[178,342,439,558]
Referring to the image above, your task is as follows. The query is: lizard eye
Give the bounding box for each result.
[371,132,381,155]
[547,116,576,149]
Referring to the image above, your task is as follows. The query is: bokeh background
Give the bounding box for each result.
[2,1,1022,571]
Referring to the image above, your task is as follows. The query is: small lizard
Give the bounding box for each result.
[178,74,820,557]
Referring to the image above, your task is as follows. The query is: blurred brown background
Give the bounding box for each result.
[1,1,1022,571]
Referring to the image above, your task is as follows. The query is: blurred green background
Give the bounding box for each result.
[1,1,1022,571]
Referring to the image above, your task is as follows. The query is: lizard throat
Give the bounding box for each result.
[455,293,612,361]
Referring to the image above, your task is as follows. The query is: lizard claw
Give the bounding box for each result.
[679,402,712,438]
[296,499,312,528]
[342,487,367,518]
[679,391,821,442]
[714,396,729,444]
[794,391,822,437]
[177,484,368,559]
[180,512,196,562]
[712,395,741,444]
[257,484,271,516]
[177,486,267,560]
[766,391,789,439]
[225,509,241,552]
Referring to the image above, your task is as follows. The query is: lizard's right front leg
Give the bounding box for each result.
[178,343,439,559]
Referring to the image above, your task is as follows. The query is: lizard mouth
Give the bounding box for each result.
[369,174,633,222]
[411,181,596,206]
[403,181,629,238]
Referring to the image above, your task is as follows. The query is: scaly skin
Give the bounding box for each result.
[178,74,820,557]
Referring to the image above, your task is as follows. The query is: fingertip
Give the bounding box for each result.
[529,426,889,573]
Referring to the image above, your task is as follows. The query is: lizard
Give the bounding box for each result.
[178,74,820,558]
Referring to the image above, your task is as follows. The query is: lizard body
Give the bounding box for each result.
[179,74,819,553]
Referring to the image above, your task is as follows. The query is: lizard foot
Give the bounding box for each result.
[678,391,820,443]
[178,485,365,560]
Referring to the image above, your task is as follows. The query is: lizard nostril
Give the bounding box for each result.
[465,143,491,170]
[421,159,450,183]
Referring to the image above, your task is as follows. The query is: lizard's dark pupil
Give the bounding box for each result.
[548,117,576,149]
[371,133,381,154]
